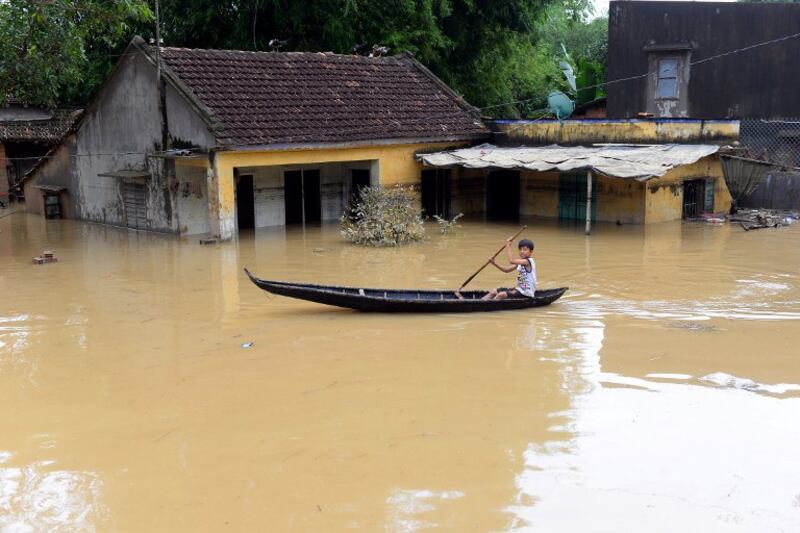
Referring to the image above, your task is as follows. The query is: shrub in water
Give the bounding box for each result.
[340,185,425,246]
[432,213,464,235]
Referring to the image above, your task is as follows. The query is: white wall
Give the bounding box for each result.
[237,161,374,227]
[176,165,210,235]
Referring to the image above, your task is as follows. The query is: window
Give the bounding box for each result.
[657,58,679,99]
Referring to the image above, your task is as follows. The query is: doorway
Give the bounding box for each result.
[284,169,321,225]
[558,172,598,222]
[486,170,520,220]
[351,169,371,205]
[236,174,255,229]
[682,179,706,219]
[421,169,452,219]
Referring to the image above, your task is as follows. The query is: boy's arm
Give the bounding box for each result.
[490,258,516,273]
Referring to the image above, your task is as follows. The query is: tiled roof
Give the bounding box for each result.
[0,107,82,142]
[156,45,488,147]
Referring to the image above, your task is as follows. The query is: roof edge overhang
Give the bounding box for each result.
[218,133,489,153]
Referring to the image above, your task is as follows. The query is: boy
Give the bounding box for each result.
[482,237,537,300]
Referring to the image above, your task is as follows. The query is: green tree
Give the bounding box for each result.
[0,0,152,107]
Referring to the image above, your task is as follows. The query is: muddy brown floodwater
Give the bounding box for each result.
[2,213,800,532]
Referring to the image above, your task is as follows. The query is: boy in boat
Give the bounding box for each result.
[482,237,537,300]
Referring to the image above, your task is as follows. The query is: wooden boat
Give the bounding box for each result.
[244,269,568,313]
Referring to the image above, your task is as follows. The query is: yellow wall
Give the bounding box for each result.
[521,171,559,218]
[516,155,729,225]
[203,141,464,239]
[597,176,646,224]
[496,119,739,146]
[520,172,646,223]
[645,157,731,223]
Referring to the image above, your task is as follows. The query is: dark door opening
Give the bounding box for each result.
[284,169,321,224]
[683,179,705,219]
[303,169,321,224]
[351,169,371,204]
[558,172,597,222]
[284,170,303,224]
[236,174,255,229]
[486,170,520,220]
[421,169,452,219]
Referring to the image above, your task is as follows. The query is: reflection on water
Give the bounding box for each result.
[1,213,800,531]
[509,373,800,532]
[0,452,104,531]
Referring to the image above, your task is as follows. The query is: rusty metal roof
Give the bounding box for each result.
[417,143,722,180]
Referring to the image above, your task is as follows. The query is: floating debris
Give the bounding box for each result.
[667,321,718,332]
[199,238,219,245]
[729,208,799,231]
[241,342,254,349]
[32,250,58,265]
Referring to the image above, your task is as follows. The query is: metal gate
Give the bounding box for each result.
[123,182,148,229]
[559,173,597,222]
[682,178,714,218]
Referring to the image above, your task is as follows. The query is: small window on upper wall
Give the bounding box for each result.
[657,58,679,99]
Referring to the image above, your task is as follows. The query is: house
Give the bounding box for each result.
[605,1,800,210]
[417,119,737,226]
[0,102,80,206]
[23,36,488,238]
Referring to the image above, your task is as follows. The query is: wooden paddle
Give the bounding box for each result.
[457,225,527,292]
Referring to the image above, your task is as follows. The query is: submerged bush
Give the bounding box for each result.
[433,213,464,235]
[340,185,425,246]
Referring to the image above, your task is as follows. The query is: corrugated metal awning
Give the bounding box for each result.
[97,169,151,179]
[33,184,66,192]
[417,143,722,180]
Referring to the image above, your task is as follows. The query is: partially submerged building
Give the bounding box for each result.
[0,102,80,205]
[23,36,487,237]
[417,119,737,226]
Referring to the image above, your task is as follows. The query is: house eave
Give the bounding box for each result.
[218,133,489,153]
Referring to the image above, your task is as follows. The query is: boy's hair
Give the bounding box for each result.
[518,238,535,250]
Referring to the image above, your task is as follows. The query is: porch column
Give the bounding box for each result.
[585,169,593,235]
[207,151,236,240]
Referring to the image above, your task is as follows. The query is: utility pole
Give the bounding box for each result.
[585,169,593,235]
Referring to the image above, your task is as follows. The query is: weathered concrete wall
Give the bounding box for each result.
[492,119,739,146]
[22,135,78,218]
[598,176,646,224]
[521,171,559,218]
[74,51,171,230]
[23,48,215,233]
[175,163,210,235]
[645,156,731,223]
[739,172,800,210]
[165,84,216,150]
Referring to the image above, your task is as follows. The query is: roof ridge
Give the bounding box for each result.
[159,45,403,61]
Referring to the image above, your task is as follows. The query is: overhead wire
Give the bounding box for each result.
[5,27,800,162]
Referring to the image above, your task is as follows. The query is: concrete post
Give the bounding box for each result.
[207,151,236,240]
[585,169,593,235]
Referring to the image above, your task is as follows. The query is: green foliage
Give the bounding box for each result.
[0,0,607,117]
[0,0,152,107]
[340,186,425,246]
[536,6,608,106]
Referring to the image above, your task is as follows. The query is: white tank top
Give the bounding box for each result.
[516,258,537,297]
